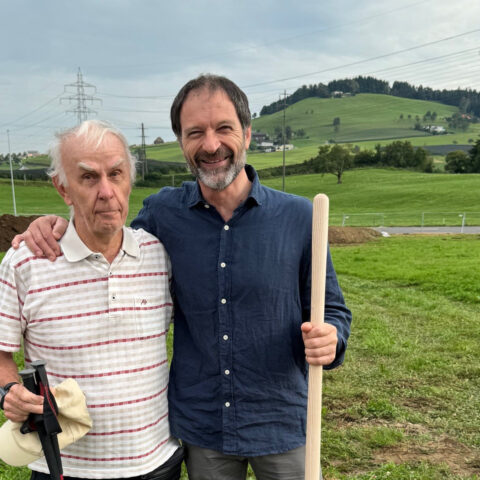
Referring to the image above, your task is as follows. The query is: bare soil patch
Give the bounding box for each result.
[0,214,41,251]
[329,226,381,245]
[374,429,480,477]
[331,418,480,477]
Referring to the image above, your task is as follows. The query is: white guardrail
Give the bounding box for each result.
[2,211,480,231]
[329,212,480,232]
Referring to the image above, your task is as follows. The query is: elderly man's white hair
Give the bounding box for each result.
[48,120,137,186]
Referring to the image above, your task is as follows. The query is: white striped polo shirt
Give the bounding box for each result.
[0,221,179,478]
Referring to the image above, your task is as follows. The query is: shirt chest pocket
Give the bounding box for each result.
[133,295,172,336]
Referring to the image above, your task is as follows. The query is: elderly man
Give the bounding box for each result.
[14,75,352,480]
[0,120,183,479]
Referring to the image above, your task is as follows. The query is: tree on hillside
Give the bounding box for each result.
[468,138,480,172]
[382,141,416,168]
[153,137,164,144]
[414,147,433,172]
[445,151,471,173]
[328,79,359,95]
[447,112,469,131]
[312,144,354,184]
[285,125,292,141]
[354,149,377,166]
[333,117,341,133]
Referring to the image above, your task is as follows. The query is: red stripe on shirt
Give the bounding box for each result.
[88,386,168,409]
[14,254,64,269]
[88,412,168,435]
[28,277,108,294]
[60,437,169,462]
[25,331,167,350]
[0,312,20,322]
[139,240,160,247]
[110,272,167,279]
[29,303,172,324]
[27,272,168,295]
[47,360,167,380]
[0,341,21,348]
[0,278,16,290]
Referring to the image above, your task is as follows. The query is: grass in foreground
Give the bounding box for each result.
[321,235,480,479]
[1,235,479,479]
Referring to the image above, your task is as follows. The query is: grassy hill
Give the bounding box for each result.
[252,94,459,146]
[136,94,474,171]
[7,93,478,176]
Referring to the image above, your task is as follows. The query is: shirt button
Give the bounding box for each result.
[112,295,116,300]
[224,225,230,231]
[221,298,227,304]
[220,262,226,268]
[223,335,229,341]
[225,402,231,408]
[225,369,230,375]
[204,204,210,209]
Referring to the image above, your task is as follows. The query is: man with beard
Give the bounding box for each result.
[13,75,352,480]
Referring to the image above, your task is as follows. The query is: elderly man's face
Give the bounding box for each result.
[53,133,131,244]
[179,87,251,191]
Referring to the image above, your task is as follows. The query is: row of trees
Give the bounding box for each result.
[257,140,434,184]
[259,76,480,118]
[0,153,23,164]
[310,141,433,184]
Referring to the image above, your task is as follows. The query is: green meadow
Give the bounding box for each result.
[2,167,479,226]
[1,234,479,479]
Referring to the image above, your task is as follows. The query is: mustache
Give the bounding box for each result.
[195,145,233,163]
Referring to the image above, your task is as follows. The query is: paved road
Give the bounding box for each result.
[373,226,480,235]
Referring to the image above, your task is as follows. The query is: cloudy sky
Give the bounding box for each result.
[1,0,479,154]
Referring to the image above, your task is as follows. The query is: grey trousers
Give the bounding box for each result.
[184,443,322,480]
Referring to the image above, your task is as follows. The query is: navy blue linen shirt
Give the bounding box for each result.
[131,165,351,456]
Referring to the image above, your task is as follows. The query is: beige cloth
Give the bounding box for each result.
[0,378,92,466]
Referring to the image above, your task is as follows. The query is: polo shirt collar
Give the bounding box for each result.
[60,220,139,262]
[187,164,265,208]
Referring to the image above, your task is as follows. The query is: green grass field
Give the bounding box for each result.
[1,235,479,479]
[2,167,480,227]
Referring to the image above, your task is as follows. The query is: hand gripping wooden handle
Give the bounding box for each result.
[305,193,329,480]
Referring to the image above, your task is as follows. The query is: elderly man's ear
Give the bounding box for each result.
[52,177,73,207]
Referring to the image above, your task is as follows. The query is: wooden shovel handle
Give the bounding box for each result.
[305,193,329,480]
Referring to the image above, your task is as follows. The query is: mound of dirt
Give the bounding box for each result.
[0,214,42,252]
[329,226,381,245]
[0,216,380,253]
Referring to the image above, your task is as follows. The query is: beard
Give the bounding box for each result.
[188,144,247,191]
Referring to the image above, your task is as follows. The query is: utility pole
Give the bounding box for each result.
[61,68,101,124]
[281,90,288,192]
[141,123,147,176]
[7,130,17,216]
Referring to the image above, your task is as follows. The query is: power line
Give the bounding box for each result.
[240,28,480,89]
[0,94,63,129]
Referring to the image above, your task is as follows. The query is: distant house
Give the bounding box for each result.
[424,125,446,134]
[27,150,39,157]
[331,91,344,98]
[258,141,275,152]
[275,144,294,152]
[252,131,269,144]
